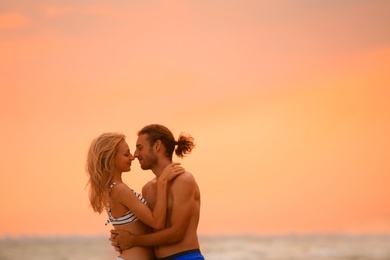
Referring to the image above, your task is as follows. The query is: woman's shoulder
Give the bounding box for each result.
[110,182,132,196]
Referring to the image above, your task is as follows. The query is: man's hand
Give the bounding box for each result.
[109,229,135,252]
[109,229,122,253]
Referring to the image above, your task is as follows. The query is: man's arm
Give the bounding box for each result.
[112,173,195,248]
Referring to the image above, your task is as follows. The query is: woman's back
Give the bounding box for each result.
[108,182,154,260]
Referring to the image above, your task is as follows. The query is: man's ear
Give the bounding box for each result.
[154,140,162,151]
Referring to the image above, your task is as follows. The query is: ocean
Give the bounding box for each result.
[0,235,389,260]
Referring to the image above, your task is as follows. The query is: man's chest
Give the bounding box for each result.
[144,184,173,211]
[144,188,157,210]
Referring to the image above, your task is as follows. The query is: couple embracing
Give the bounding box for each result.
[86,124,204,260]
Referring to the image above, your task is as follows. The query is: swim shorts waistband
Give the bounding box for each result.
[156,249,204,260]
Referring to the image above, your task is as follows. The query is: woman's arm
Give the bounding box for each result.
[117,163,184,230]
[112,174,195,248]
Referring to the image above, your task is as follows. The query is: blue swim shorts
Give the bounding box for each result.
[157,249,205,260]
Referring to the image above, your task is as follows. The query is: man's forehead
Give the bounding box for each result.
[136,134,149,145]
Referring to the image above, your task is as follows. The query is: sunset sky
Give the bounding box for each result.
[1,0,389,237]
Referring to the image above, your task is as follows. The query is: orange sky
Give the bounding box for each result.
[1,0,390,237]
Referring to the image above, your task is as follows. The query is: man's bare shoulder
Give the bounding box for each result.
[144,178,157,186]
[142,178,156,192]
[171,171,196,187]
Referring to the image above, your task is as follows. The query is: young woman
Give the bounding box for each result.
[86,132,184,260]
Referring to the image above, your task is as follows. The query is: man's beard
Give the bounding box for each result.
[140,148,158,170]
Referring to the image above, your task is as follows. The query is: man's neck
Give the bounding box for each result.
[152,159,172,179]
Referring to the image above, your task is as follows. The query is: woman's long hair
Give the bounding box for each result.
[85,132,125,214]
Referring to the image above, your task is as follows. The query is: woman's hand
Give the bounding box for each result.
[159,162,185,183]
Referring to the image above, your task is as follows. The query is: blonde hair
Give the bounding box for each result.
[85,132,126,214]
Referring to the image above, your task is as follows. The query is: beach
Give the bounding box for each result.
[1,234,389,260]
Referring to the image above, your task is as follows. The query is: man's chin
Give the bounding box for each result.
[140,165,150,170]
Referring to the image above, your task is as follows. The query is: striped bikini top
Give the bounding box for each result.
[105,182,148,226]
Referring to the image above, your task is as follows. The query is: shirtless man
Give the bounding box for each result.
[110,124,204,260]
